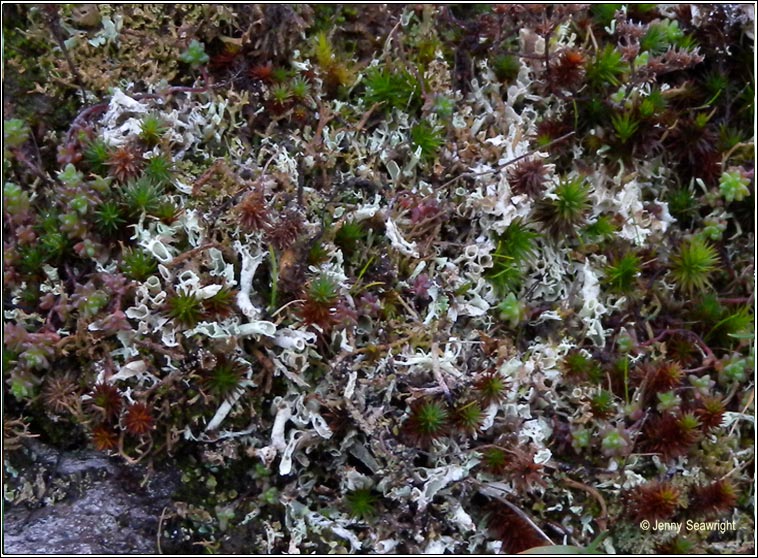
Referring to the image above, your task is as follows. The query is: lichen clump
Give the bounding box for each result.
[3,4,754,554]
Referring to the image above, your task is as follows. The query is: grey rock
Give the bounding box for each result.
[3,440,178,555]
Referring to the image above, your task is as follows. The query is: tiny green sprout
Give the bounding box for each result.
[600,427,629,457]
[492,54,521,83]
[122,176,164,217]
[152,200,179,223]
[4,182,30,215]
[18,245,47,274]
[179,39,209,69]
[703,70,730,100]
[139,114,168,146]
[144,155,173,186]
[611,111,640,144]
[706,305,753,347]
[666,186,699,224]
[533,177,591,239]
[718,125,744,151]
[670,237,718,293]
[485,219,538,295]
[583,215,616,241]
[410,121,444,161]
[271,66,292,83]
[453,400,484,435]
[641,19,684,55]
[120,247,157,281]
[289,76,310,100]
[59,212,82,236]
[69,193,90,215]
[590,389,614,418]
[481,447,507,473]
[719,169,751,203]
[562,350,603,383]
[335,220,365,258]
[58,163,84,187]
[678,411,701,434]
[202,356,246,400]
[40,231,68,259]
[719,357,748,385]
[586,45,628,88]
[10,373,36,401]
[590,4,622,25]
[497,292,525,326]
[345,488,378,520]
[80,290,109,318]
[260,487,279,506]
[314,31,334,67]
[571,427,591,451]
[203,285,236,318]
[308,274,339,305]
[693,111,711,129]
[432,95,455,119]
[639,89,667,118]
[603,252,641,293]
[21,346,50,370]
[363,66,420,112]
[84,139,111,174]
[656,391,681,413]
[270,83,292,105]
[94,200,125,235]
[166,289,205,328]
[4,118,29,149]
[665,537,697,555]
[404,398,450,447]
[474,373,508,406]
[688,374,714,397]
[702,214,726,241]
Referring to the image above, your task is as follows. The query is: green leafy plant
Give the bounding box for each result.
[166,289,205,327]
[289,76,311,100]
[179,39,209,69]
[453,400,484,434]
[604,252,641,293]
[666,186,699,224]
[84,139,111,174]
[583,215,617,241]
[94,200,125,235]
[491,53,521,82]
[586,45,628,88]
[670,237,719,293]
[475,372,509,406]
[201,355,246,400]
[403,398,450,447]
[202,285,236,319]
[719,169,751,203]
[139,114,168,146]
[485,219,538,295]
[3,118,29,150]
[335,220,366,259]
[122,176,164,217]
[641,19,685,55]
[410,121,444,160]
[120,247,157,281]
[144,155,173,186]
[611,111,640,144]
[270,83,292,106]
[363,66,421,112]
[533,177,591,239]
[639,89,667,118]
[344,488,379,520]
